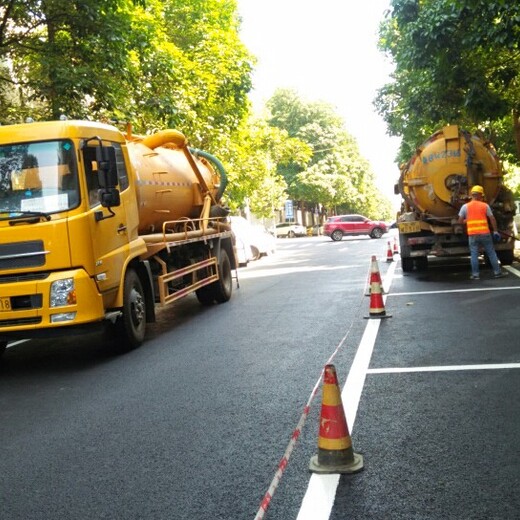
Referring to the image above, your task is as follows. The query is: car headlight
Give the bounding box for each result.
[50,278,76,307]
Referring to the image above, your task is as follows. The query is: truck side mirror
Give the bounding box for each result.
[100,187,120,207]
[95,146,121,208]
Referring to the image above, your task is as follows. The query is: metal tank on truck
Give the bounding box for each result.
[0,119,237,358]
[395,125,516,272]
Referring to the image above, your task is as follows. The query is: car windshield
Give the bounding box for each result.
[0,140,79,215]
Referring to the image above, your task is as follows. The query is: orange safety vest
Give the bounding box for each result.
[465,200,490,235]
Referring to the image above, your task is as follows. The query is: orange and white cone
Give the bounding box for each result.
[365,263,391,319]
[366,255,385,296]
[393,237,399,255]
[309,365,363,474]
[386,240,394,262]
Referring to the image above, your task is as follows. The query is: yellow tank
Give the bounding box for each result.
[126,129,223,234]
[398,125,503,219]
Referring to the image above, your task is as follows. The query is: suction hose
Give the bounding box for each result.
[189,148,228,201]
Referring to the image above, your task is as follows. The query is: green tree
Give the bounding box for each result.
[223,116,311,218]
[376,0,520,164]
[0,0,254,152]
[267,88,392,219]
[1,0,138,121]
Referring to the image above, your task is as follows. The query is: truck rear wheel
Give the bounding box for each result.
[196,285,215,306]
[116,269,146,350]
[195,250,233,305]
[401,257,414,272]
[0,341,7,359]
[415,257,428,271]
[214,250,232,303]
[498,249,514,265]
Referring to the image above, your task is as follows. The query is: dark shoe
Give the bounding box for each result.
[470,274,480,280]
[493,271,508,278]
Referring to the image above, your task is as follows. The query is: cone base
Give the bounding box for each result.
[364,313,392,319]
[309,452,364,474]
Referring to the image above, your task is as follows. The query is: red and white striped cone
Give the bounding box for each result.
[366,255,385,296]
[386,240,394,262]
[364,260,391,319]
[393,237,399,255]
[309,364,364,474]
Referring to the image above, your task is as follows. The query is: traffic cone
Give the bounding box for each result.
[364,262,391,319]
[393,237,399,255]
[386,240,394,262]
[309,365,363,474]
[366,255,385,296]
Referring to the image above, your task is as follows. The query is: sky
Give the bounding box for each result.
[236,0,401,205]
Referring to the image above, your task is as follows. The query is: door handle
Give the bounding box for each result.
[117,224,127,234]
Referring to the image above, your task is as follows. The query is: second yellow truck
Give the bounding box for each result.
[395,125,516,272]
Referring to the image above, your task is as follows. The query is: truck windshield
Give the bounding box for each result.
[0,140,79,215]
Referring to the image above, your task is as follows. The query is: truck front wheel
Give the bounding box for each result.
[117,269,146,349]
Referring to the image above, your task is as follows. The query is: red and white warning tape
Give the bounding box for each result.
[253,307,362,519]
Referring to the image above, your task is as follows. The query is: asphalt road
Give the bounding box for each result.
[1,232,519,520]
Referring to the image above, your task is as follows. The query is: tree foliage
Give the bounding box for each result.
[222,117,311,218]
[0,0,254,150]
[0,2,393,217]
[268,89,393,219]
[376,0,520,166]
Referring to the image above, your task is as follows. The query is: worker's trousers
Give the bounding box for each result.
[468,233,501,276]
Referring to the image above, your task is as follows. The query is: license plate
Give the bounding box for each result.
[399,221,421,234]
[0,297,11,311]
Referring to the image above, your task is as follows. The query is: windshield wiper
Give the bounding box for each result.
[0,211,52,225]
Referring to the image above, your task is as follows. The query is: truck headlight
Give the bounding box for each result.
[50,278,76,307]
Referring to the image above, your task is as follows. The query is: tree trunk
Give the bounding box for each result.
[513,109,520,160]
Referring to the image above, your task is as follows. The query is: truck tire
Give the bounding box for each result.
[196,285,215,306]
[213,250,233,303]
[401,257,414,272]
[370,227,384,239]
[196,250,233,305]
[331,229,343,241]
[415,257,428,271]
[497,249,514,265]
[116,269,146,350]
[0,341,7,359]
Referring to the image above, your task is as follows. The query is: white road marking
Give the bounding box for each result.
[296,257,520,518]
[368,363,520,374]
[6,339,28,349]
[504,264,520,276]
[391,285,520,297]
[296,262,396,520]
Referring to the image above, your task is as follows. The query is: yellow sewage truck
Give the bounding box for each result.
[395,125,516,272]
[0,120,237,357]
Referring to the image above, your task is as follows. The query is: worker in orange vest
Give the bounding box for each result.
[458,185,506,280]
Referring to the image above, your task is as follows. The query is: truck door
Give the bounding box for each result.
[84,143,132,293]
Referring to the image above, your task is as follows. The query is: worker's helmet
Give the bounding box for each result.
[470,185,484,195]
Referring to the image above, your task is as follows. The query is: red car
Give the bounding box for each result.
[323,214,387,241]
